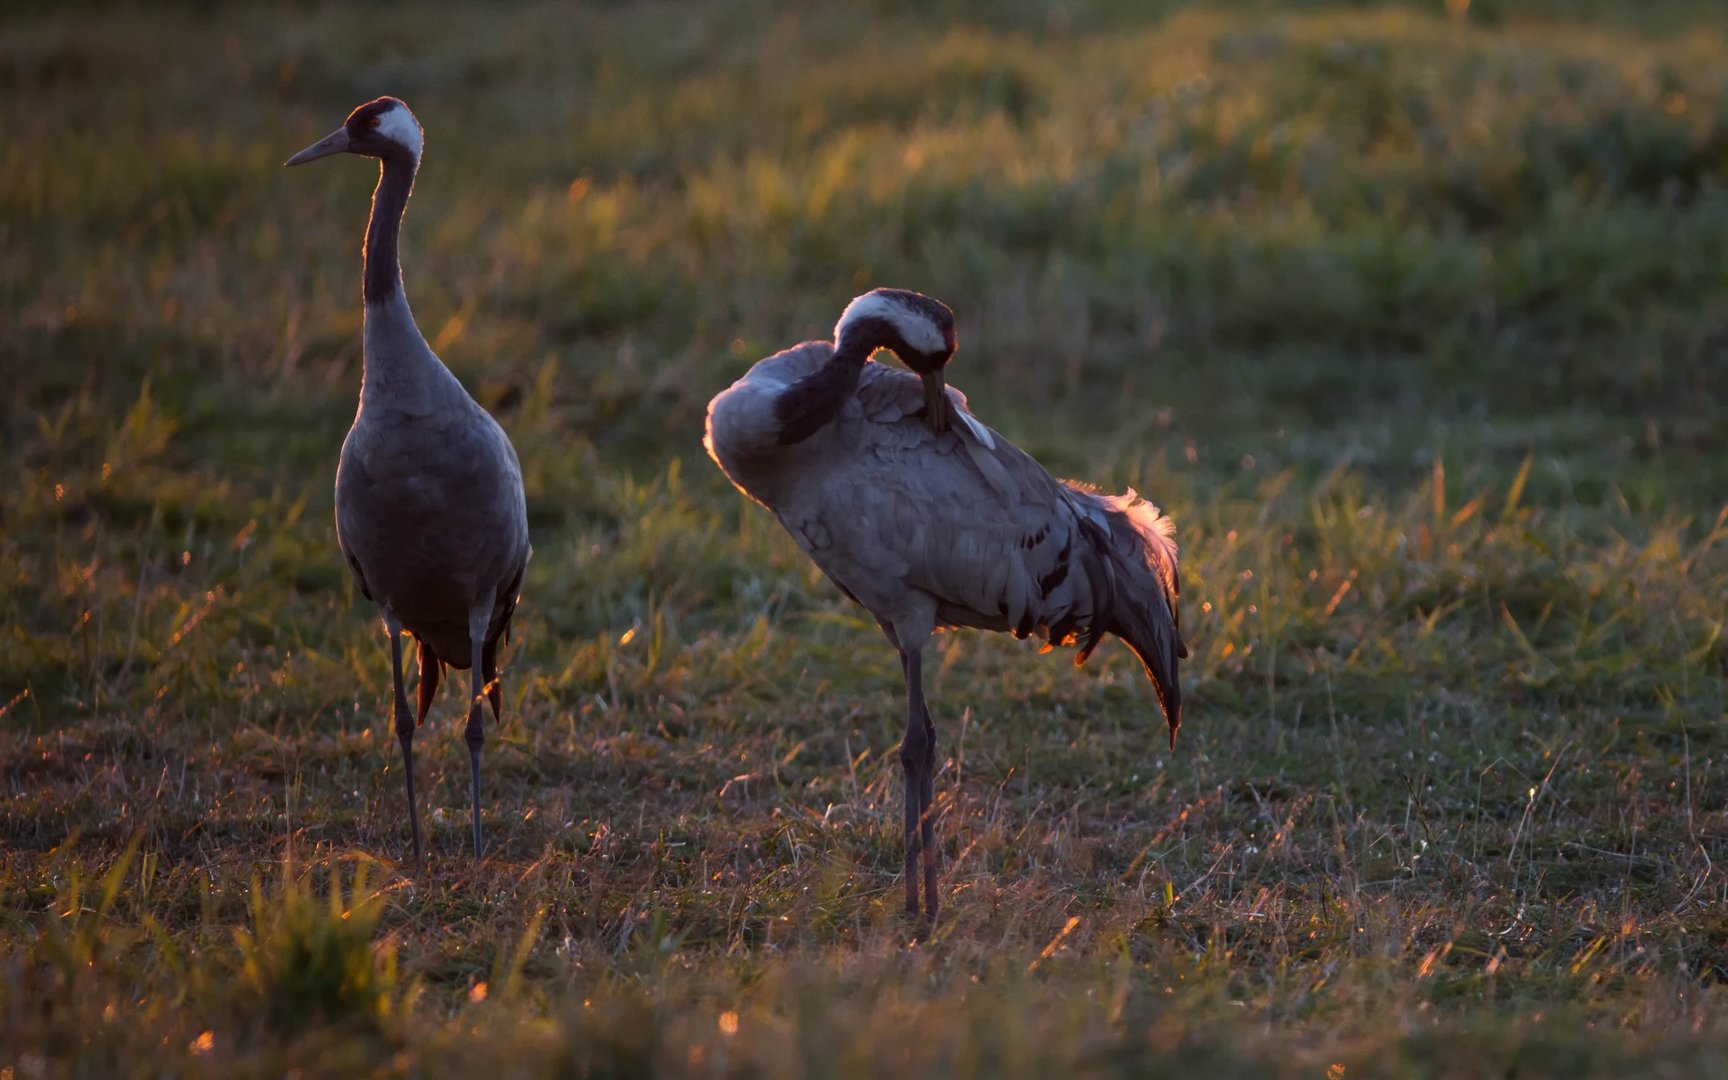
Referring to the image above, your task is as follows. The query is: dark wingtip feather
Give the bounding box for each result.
[482,637,502,722]
[1113,629,1182,744]
[415,638,442,728]
[1089,489,1186,750]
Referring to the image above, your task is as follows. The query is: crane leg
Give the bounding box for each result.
[898,648,939,919]
[465,614,489,860]
[919,692,938,919]
[388,622,423,866]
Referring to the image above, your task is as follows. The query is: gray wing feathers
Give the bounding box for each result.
[799,363,1184,730]
[807,366,1083,636]
[857,365,1017,499]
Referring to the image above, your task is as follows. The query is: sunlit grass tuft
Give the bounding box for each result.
[233,859,399,1035]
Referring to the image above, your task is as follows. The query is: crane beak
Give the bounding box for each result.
[921,371,950,437]
[284,126,354,167]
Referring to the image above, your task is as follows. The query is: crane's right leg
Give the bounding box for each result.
[897,646,945,919]
[387,617,423,866]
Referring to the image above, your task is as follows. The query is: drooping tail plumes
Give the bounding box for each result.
[1067,486,1187,747]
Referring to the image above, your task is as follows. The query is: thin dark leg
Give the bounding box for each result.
[920,709,938,920]
[390,628,422,865]
[898,649,934,917]
[465,633,487,860]
[905,649,939,919]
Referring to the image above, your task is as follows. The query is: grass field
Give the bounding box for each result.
[4,0,1727,1074]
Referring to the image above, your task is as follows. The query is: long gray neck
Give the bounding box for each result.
[773,332,875,445]
[364,152,417,305]
[359,151,448,414]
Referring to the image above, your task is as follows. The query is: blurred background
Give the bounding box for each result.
[2,0,1726,1073]
[9,0,1727,509]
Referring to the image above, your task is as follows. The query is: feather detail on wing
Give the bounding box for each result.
[1060,483,1186,745]
[739,357,1188,747]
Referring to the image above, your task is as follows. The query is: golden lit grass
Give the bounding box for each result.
[2,0,1726,1074]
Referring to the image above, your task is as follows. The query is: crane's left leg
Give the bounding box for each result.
[386,617,423,866]
[897,648,928,916]
[465,608,489,859]
[916,661,938,919]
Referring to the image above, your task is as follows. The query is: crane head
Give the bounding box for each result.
[285,97,423,167]
[835,288,958,435]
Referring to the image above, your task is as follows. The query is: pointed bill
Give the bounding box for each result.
[284,126,354,166]
[921,371,950,437]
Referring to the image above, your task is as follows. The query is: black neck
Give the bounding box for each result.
[363,152,417,305]
[774,336,873,445]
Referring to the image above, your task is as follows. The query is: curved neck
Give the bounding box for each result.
[364,152,418,305]
[773,334,873,445]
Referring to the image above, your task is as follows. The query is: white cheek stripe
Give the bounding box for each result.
[836,291,946,354]
[377,106,423,158]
